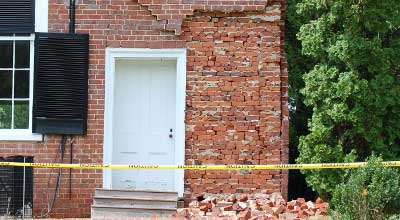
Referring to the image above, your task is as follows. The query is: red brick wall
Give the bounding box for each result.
[276,0,290,200]
[182,8,286,197]
[136,0,269,33]
[0,0,288,218]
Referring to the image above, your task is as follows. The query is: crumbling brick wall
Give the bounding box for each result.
[183,5,287,199]
[0,0,288,217]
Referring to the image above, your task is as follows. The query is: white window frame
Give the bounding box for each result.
[0,34,41,141]
[35,0,48,33]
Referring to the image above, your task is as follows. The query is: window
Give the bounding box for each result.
[0,34,40,141]
[0,0,88,140]
[0,0,47,141]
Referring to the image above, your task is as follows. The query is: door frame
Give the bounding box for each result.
[103,48,186,196]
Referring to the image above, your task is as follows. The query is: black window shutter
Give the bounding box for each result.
[0,0,35,33]
[33,33,89,135]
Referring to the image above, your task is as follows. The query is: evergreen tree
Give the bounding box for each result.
[292,0,400,198]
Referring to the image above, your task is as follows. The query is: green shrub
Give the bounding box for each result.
[331,155,400,220]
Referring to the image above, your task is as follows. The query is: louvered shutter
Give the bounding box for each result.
[33,33,89,135]
[0,0,35,33]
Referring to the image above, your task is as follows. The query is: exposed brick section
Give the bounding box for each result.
[0,0,288,218]
[274,0,290,200]
[182,7,286,200]
[137,0,269,34]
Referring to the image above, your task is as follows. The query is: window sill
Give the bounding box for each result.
[0,131,42,141]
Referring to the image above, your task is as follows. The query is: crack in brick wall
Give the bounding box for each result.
[136,0,269,34]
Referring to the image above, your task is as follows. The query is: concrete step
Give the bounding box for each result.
[91,189,178,218]
[91,205,176,218]
[93,196,177,209]
[94,188,178,200]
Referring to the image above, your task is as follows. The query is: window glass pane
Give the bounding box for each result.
[0,70,12,98]
[14,101,29,129]
[0,41,13,68]
[0,101,12,129]
[15,41,30,68]
[14,70,30,98]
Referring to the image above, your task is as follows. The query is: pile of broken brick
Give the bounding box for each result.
[176,192,329,220]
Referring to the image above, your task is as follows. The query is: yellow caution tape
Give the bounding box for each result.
[0,161,399,170]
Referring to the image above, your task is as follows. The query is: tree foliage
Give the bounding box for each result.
[286,0,317,200]
[292,0,400,197]
[286,0,314,150]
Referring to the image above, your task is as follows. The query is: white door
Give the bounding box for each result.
[112,59,177,191]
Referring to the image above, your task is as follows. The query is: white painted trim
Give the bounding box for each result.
[0,130,42,141]
[11,34,16,129]
[0,36,35,41]
[104,48,186,197]
[35,0,48,32]
[29,35,35,132]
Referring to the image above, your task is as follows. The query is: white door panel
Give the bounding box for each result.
[112,59,176,191]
